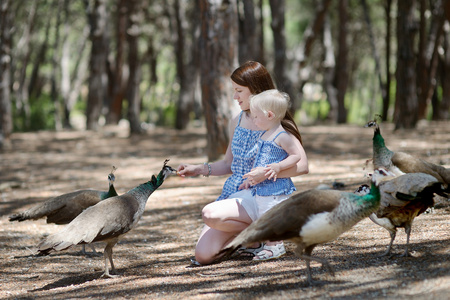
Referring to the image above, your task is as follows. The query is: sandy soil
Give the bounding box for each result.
[0,121,449,299]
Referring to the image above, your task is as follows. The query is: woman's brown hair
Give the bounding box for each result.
[231,61,303,145]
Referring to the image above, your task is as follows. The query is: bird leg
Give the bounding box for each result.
[295,245,334,286]
[101,240,118,278]
[379,229,396,257]
[398,225,412,257]
[80,244,101,257]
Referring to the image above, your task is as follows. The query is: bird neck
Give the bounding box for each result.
[128,171,165,202]
[107,184,118,197]
[100,184,118,200]
[358,182,381,209]
[373,128,393,165]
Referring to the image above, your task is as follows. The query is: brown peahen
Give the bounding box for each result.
[215,169,387,286]
[366,168,448,257]
[36,160,176,278]
[365,119,450,186]
[9,166,119,254]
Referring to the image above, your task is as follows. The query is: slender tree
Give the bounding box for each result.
[269,0,293,100]
[85,0,109,131]
[0,0,13,148]
[106,0,127,125]
[174,0,200,130]
[126,0,143,134]
[334,0,349,123]
[199,0,238,160]
[394,0,418,129]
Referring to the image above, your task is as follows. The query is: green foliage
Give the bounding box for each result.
[13,96,55,132]
[301,99,330,122]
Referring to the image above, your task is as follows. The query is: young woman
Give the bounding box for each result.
[177,61,308,264]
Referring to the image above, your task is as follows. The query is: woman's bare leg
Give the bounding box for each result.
[194,199,253,265]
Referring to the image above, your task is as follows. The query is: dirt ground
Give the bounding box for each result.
[1,121,449,300]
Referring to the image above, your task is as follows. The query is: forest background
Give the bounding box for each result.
[1,0,450,160]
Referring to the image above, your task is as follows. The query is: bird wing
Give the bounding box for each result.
[376,173,439,218]
[9,190,103,223]
[38,194,140,252]
[45,190,105,224]
[232,189,341,247]
[392,152,449,184]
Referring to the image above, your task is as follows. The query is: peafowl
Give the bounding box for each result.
[215,169,387,286]
[366,168,448,257]
[9,166,119,255]
[36,160,176,278]
[365,119,450,186]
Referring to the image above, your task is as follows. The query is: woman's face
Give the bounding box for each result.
[232,81,252,111]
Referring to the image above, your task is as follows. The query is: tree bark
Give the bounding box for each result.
[61,0,89,128]
[417,0,446,120]
[269,0,293,99]
[394,0,418,129]
[383,0,392,121]
[361,0,386,121]
[322,15,337,122]
[126,0,143,135]
[436,21,450,120]
[335,0,349,123]
[50,0,63,131]
[85,0,109,131]
[174,0,200,130]
[0,0,13,149]
[199,0,237,161]
[107,0,127,125]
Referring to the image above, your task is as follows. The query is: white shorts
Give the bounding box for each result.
[228,189,290,221]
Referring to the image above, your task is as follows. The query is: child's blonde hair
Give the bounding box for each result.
[250,89,290,121]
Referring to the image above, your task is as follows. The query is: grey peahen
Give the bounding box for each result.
[36,160,176,278]
[365,119,450,186]
[366,168,448,257]
[9,166,118,224]
[9,166,119,254]
[215,169,387,286]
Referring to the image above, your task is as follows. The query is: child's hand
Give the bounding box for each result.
[265,163,281,181]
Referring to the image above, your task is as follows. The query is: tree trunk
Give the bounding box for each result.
[85,0,109,131]
[199,0,237,161]
[0,0,13,149]
[238,0,257,64]
[269,0,293,100]
[107,0,127,125]
[50,0,63,131]
[361,0,386,121]
[174,0,200,130]
[394,0,418,129]
[17,1,38,129]
[126,0,143,135]
[335,0,349,123]
[61,1,89,128]
[295,0,332,111]
[383,0,392,121]
[322,15,337,122]
[436,22,450,120]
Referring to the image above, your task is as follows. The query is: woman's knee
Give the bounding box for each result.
[195,247,214,265]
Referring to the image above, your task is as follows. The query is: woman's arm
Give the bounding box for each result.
[177,115,238,177]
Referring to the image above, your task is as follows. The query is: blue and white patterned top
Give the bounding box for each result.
[216,112,263,201]
[251,131,296,196]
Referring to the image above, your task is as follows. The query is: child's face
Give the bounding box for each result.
[232,81,252,111]
[251,106,270,130]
